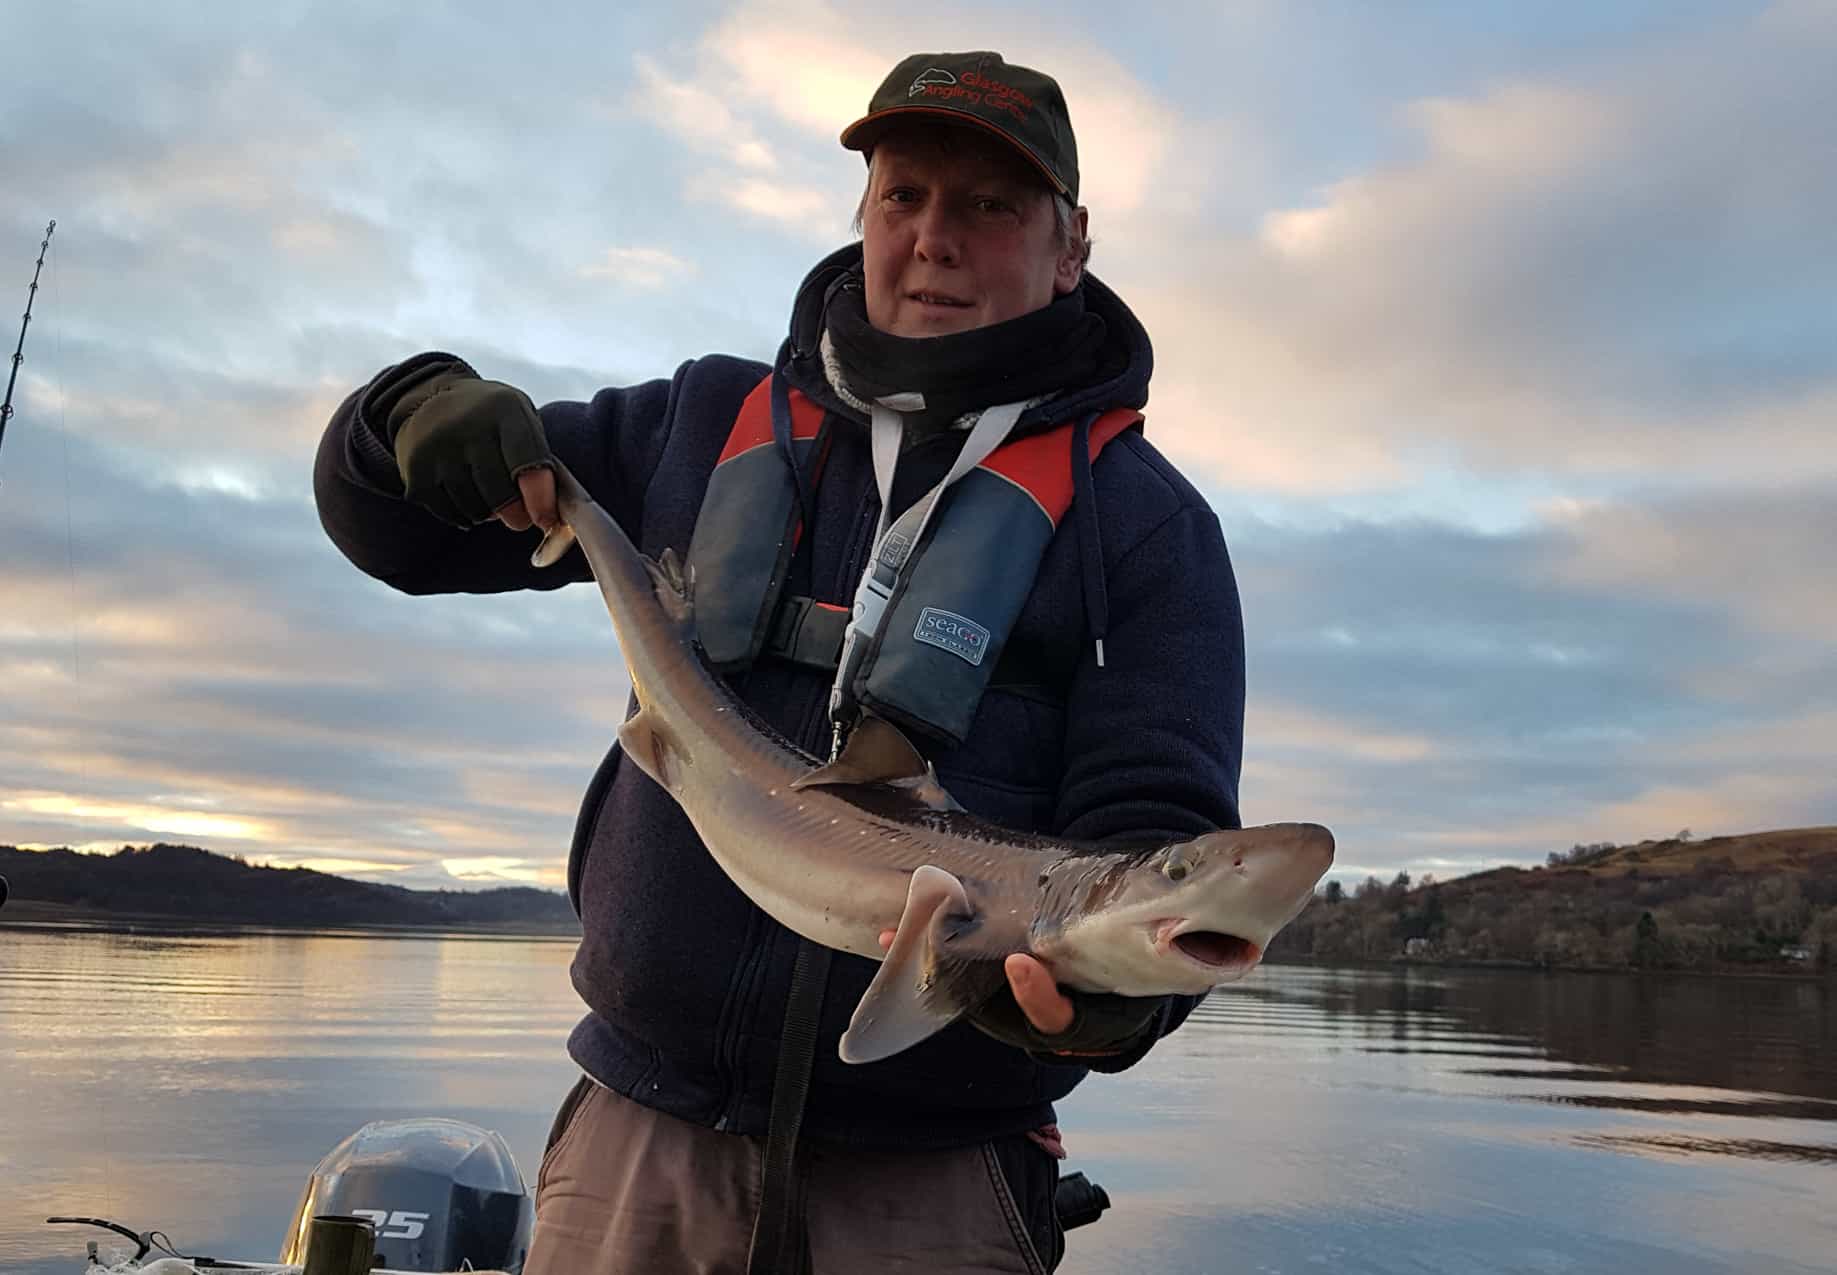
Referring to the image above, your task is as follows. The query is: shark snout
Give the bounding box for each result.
[1248,822,1335,884]
[1174,823,1337,963]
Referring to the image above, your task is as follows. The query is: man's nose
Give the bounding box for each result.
[913,204,962,265]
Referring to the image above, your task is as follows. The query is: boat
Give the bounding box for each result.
[47,1117,533,1273]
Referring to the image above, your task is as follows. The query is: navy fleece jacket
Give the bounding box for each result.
[312,246,1246,1150]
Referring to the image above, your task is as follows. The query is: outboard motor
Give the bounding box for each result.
[278,1118,533,1273]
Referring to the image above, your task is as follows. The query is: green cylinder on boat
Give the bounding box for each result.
[303,1214,376,1274]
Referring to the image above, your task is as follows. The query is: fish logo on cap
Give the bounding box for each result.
[909,68,957,96]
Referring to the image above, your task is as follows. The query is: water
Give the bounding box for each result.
[2,925,1832,1274]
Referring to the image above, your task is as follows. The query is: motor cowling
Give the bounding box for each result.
[278,1118,533,1273]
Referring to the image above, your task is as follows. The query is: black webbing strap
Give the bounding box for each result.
[745,938,833,1275]
[763,595,1058,704]
[766,595,852,671]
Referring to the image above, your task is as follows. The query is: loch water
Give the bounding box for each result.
[1,924,1831,1274]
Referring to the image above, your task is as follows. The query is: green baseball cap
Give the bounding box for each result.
[840,51,1080,203]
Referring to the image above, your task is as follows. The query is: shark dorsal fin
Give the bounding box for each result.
[791,715,927,790]
[790,716,966,812]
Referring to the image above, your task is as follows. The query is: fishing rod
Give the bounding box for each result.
[1,219,57,477]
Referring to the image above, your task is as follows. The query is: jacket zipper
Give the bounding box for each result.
[712,444,879,1133]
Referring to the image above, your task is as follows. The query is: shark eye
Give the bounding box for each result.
[1162,850,1190,882]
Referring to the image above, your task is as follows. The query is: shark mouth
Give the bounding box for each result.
[1156,920,1262,972]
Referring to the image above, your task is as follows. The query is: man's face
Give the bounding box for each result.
[860,128,1086,338]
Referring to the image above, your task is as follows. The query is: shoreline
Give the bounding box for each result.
[6,901,1825,979]
[1266,952,1832,982]
[0,897,582,941]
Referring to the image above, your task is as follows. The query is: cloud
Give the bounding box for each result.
[627,53,784,171]
[684,171,843,238]
[2,793,276,843]
[1535,485,1837,636]
[578,245,699,289]
[630,2,1192,237]
[1127,1,1837,496]
[0,432,629,881]
[702,7,887,137]
[1,0,1830,898]
[1228,486,1836,875]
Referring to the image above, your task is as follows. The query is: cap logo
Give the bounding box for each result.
[910,68,957,96]
[902,67,1035,124]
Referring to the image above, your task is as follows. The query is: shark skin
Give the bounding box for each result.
[534,462,1334,1062]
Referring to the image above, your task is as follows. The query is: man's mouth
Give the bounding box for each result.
[910,292,972,308]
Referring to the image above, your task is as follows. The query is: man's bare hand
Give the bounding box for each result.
[1001,952,1075,1036]
[493,465,559,532]
[876,930,1078,1041]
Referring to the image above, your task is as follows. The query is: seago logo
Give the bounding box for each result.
[909,68,958,96]
[914,607,989,666]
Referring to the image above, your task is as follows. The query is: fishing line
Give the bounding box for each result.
[51,230,116,1230]
[53,233,83,705]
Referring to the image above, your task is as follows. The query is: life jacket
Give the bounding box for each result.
[686,374,1139,745]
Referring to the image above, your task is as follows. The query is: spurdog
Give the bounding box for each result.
[534,462,1333,1062]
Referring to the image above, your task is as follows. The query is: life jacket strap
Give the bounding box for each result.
[762,591,1063,704]
[765,595,852,671]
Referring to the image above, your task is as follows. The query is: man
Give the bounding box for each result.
[314,51,1245,1274]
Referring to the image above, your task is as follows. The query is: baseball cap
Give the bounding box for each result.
[840,51,1080,203]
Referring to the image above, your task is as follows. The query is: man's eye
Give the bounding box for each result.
[974,198,1013,215]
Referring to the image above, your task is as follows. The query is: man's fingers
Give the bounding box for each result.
[518,465,558,530]
[494,466,556,533]
[1005,953,1075,1035]
[878,936,1085,1042]
[494,498,533,531]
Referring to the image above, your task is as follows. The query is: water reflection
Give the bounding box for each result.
[1527,1092,1837,1120]
[1296,964,1836,1100]
[1,925,583,1275]
[1056,963,1837,1275]
[1574,1133,1837,1165]
[4,932,1834,1275]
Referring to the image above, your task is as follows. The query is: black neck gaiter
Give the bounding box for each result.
[823,276,1107,429]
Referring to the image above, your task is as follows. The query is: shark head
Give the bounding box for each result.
[1033,822,1335,997]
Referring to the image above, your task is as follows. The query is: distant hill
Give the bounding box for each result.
[1270,826,1837,974]
[0,842,580,934]
[1528,826,1836,877]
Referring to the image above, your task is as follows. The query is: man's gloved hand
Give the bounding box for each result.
[389,371,555,528]
[968,954,1166,1058]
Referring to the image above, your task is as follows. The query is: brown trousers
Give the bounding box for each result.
[524,1076,1057,1275]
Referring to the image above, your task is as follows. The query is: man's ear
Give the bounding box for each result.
[1054,206,1089,295]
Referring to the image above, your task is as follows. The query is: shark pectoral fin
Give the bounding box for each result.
[791,715,929,791]
[838,865,1007,1064]
[617,706,674,789]
[531,524,578,569]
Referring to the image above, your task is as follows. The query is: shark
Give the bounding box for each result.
[534,462,1333,1062]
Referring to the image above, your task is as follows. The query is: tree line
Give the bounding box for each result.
[0,841,579,931]
[1269,833,1837,974]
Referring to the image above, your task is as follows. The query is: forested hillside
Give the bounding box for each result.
[0,842,579,932]
[1269,827,1837,973]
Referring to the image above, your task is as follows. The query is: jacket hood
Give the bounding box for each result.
[777,242,1153,437]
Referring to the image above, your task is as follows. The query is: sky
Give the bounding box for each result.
[1,0,1832,892]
